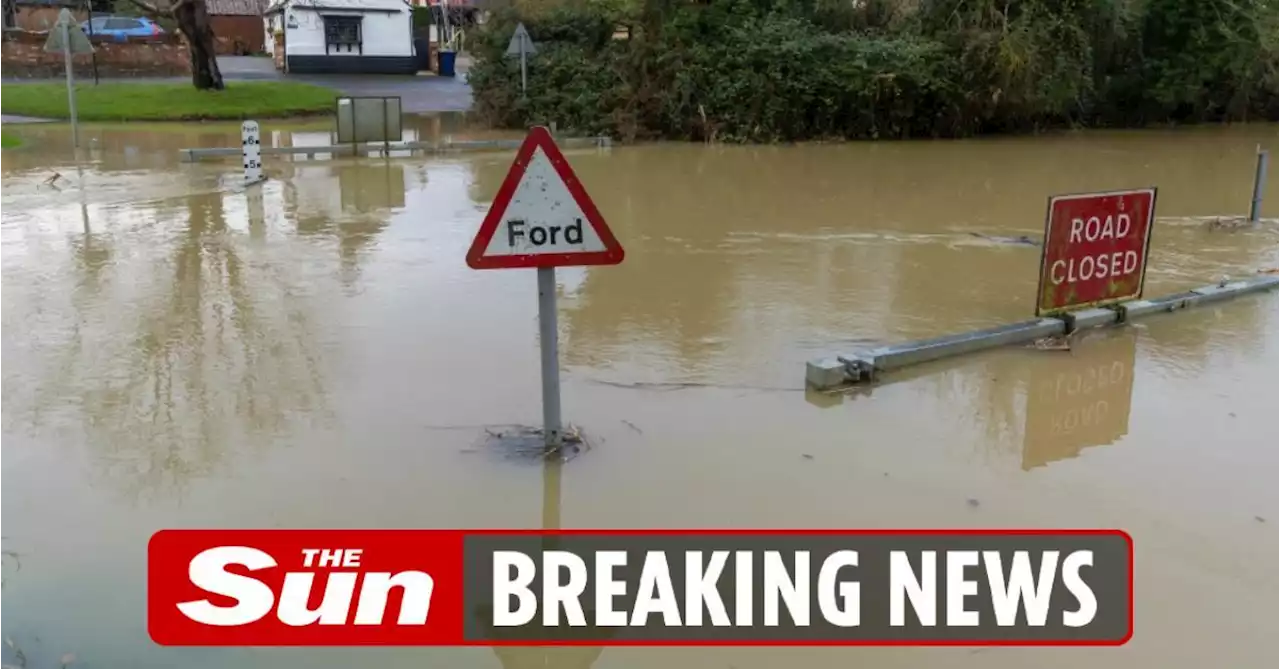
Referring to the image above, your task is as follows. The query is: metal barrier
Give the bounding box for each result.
[179,136,613,163]
[805,274,1279,390]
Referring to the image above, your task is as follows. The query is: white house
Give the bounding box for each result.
[264,0,418,74]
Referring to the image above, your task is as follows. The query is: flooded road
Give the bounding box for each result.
[2,118,1277,668]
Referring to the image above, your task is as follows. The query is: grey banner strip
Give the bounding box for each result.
[462,531,1132,644]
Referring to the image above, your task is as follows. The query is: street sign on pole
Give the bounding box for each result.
[467,126,624,269]
[241,120,263,184]
[44,8,93,150]
[505,22,537,56]
[44,8,94,55]
[44,8,92,149]
[505,23,536,98]
[1034,188,1157,316]
[466,126,624,448]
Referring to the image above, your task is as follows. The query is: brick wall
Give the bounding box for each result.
[13,6,88,32]
[211,15,264,55]
[1,30,191,78]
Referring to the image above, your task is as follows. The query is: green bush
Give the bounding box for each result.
[412,6,433,30]
[468,0,1279,141]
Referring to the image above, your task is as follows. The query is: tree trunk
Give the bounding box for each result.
[174,0,224,90]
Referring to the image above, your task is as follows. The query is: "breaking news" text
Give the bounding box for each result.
[147,529,1132,646]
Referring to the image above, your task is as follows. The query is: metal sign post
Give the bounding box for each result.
[62,20,77,148]
[465,127,625,448]
[44,9,93,149]
[1250,146,1269,222]
[536,266,563,445]
[505,23,537,99]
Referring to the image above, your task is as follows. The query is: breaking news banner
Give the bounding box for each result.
[147,529,1133,647]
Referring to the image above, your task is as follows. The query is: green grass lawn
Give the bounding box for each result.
[0,82,337,122]
[1,130,20,148]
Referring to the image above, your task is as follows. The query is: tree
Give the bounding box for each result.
[126,0,224,90]
[2,0,14,30]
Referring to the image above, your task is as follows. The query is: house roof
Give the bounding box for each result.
[206,0,268,15]
[264,0,408,14]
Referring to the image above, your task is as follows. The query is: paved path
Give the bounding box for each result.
[0,114,56,124]
[3,56,474,114]
[219,56,474,112]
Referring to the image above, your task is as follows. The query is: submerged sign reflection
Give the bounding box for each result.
[1022,332,1138,469]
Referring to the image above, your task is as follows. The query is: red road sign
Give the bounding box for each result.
[466,127,624,270]
[1035,188,1157,316]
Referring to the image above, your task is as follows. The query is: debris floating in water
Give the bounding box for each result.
[472,424,594,462]
[1027,334,1073,351]
[1206,216,1254,230]
[966,232,1041,247]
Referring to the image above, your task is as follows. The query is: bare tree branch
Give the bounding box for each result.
[123,0,167,17]
[123,0,191,17]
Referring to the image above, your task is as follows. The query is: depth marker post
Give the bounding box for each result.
[241,120,263,184]
[465,126,625,448]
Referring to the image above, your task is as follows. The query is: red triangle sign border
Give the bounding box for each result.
[466,127,625,270]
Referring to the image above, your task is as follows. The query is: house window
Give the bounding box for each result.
[323,15,361,54]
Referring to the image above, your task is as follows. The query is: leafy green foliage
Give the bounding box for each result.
[469,0,1279,141]
[412,6,434,30]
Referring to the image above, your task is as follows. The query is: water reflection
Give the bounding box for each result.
[1133,293,1276,379]
[803,329,1145,472]
[1,112,505,178]
[492,645,604,669]
[69,166,112,286]
[1022,331,1138,470]
[11,186,336,501]
[486,459,606,669]
[281,160,406,285]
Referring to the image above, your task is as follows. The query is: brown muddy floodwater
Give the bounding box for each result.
[2,117,1277,669]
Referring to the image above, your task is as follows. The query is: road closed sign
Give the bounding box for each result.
[1035,188,1157,316]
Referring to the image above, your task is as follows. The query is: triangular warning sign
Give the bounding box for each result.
[466,127,624,270]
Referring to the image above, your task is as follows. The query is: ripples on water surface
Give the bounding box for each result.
[2,119,1277,668]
